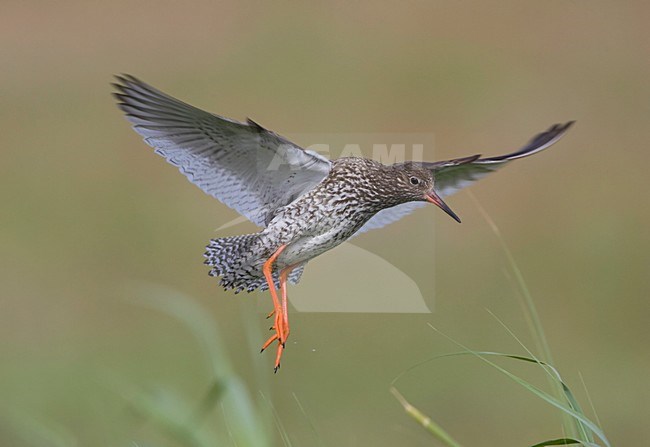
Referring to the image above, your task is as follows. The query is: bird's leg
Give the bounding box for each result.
[259,244,287,372]
[261,244,286,342]
[278,263,300,347]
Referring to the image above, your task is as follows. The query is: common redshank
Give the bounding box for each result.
[113,75,574,372]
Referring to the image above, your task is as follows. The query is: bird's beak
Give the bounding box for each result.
[425,190,461,223]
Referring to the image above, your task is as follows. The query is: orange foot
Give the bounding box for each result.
[259,246,299,373]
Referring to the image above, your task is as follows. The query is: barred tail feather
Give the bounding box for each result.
[204,235,305,293]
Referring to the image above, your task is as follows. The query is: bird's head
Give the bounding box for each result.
[391,162,461,223]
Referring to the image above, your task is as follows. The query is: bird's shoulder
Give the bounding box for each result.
[330,156,384,172]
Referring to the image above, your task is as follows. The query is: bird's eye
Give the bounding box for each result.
[409,176,421,186]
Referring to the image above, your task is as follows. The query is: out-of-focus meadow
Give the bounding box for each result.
[1,1,649,446]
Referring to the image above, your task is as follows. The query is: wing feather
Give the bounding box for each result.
[113,75,331,227]
[353,202,427,236]
[430,121,574,197]
[354,122,574,235]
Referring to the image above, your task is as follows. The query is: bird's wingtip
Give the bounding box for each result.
[246,117,266,131]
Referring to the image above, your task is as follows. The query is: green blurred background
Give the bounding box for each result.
[2,1,649,446]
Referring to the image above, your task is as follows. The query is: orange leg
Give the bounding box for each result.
[279,263,300,348]
[259,244,288,372]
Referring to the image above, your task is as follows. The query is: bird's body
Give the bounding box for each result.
[207,157,410,292]
[113,74,574,371]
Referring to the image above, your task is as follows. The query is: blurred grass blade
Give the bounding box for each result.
[486,310,594,444]
[579,371,603,429]
[467,191,553,364]
[393,336,610,447]
[260,391,293,447]
[528,438,582,446]
[292,392,324,447]
[429,347,609,446]
[390,387,463,447]
[128,282,231,378]
[127,385,220,447]
[127,283,271,447]
[468,192,591,440]
[457,349,591,437]
[191,379,227,426]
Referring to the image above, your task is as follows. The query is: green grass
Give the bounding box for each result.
[3,202,612,447]
[389,195,610,447]
[118,284,274,447]
[118,203,612,447]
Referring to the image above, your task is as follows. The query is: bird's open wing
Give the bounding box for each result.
[429,121,574,197]
[352,202,427,236]
[113,75,331,227]
[353,122,574,236]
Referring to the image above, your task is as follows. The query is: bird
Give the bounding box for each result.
[113,74,574,372]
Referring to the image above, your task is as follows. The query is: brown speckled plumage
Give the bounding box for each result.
[205,158,438,292]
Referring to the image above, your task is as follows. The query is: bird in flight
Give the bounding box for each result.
[113,75,574,372]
